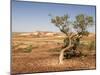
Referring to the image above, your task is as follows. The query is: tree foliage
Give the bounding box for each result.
[51,15,69,35]
[73,14,94,35]
[50,14,94,64]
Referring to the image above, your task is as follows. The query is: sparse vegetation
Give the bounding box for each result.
[12,32,96,74]
[12,14,95,74]
[88,40,95,50]
[23,44,33,52]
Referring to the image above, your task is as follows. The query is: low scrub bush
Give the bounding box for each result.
[23,44,33,53]
[88,40,95,50]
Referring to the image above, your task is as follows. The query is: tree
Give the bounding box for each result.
[50,14,94,64]
[73,14,94,35]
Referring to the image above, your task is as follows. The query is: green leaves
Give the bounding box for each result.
[74,14,94,35]
[75,14,93,26]
[76,14,85,23]
[86,16,93,25]
[50,14,94,36]
[51,14,69,34]
[51,15,69,26]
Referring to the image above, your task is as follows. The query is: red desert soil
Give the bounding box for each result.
[12,33,96,74]
[12,45,96,74]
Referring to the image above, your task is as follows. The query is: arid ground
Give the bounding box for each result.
[11,32,96,74]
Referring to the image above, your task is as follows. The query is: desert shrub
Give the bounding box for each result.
[76,40,95,56]
[73,42,88,56]
[24,44,33,53]
[88,40,95,50]
[78,42,87,50]
[64,49,82,59]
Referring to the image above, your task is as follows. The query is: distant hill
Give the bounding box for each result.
[12,31,95,38]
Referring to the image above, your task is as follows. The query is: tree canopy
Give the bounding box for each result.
[73,14,94,35]
[51,15,69,35]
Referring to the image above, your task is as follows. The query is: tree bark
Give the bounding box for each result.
[59,44,74,64]
[59,37,73,64]
[58,33,80,64]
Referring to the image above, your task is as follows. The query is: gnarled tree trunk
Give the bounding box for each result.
[59,37,74,64]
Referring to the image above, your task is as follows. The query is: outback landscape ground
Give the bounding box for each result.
[12,32,96,74]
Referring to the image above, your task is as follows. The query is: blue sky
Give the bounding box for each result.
[12,0,96,32]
